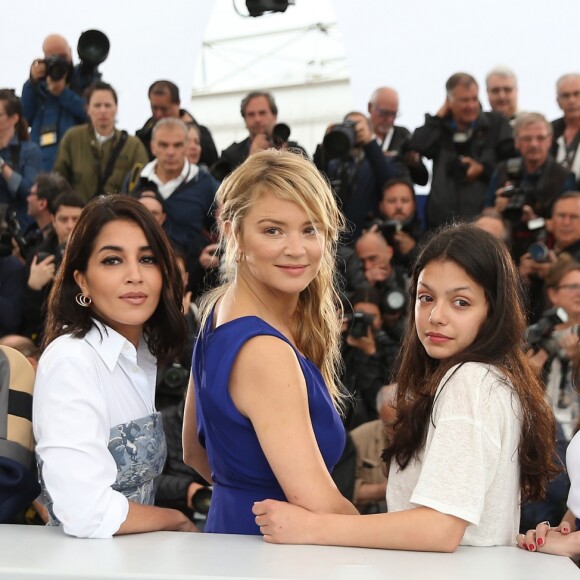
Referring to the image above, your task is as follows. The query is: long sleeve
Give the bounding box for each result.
[57,88,88,124]
[409,114,446,160]
[21,80,39,126]
[5,142,42,200]
[33,349,129,538]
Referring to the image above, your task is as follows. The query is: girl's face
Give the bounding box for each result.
[415,259,488,361]
[73,219,162,347]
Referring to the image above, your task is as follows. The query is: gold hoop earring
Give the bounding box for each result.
[75,293,92,307]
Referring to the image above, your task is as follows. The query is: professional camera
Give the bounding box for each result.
[160,362,189,392]
[4,208,31,258]
[191,486,212,515]
[445,131,471,177]
[499,158,535,223]
[371,218,414,249]
[523,217,551,263]
[269,123,291,148]
[383,288,406,314]
[525,306,568,355]
[43,55,71,81]
[345,311,375,339]
[323,120,356,158]
[77,29,110,74]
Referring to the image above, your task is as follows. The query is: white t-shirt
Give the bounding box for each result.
[387,362,522,546]
[33,322,157,538]
[566,431,580,518]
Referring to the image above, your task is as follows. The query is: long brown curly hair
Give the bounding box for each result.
[382,224,560,502]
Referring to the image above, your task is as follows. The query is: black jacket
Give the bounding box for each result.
[410,111,514,228]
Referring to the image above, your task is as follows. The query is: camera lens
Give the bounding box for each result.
[528,242,549,263]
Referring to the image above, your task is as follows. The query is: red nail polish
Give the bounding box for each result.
[524,544,529,550]
[530,544,536,551]
[537,538,543,546]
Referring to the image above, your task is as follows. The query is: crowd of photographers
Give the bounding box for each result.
[2,30,580,525]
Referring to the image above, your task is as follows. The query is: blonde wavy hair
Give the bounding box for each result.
[200,149,346,407]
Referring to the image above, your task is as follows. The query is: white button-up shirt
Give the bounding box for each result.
[33,322,158,538]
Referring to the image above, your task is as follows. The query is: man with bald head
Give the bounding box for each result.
[368,87,428,185]
[21,34,91,170]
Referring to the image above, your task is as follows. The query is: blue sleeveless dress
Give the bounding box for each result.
[192,310,346,535]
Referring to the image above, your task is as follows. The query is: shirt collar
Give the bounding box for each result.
[84,320,140,372]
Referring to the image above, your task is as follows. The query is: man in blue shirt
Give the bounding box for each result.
[21,34,89,171]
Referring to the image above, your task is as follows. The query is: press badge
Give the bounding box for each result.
[39,126,58,147]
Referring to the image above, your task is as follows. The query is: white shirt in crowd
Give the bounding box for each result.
[387,362,522,547]
[33,321,157,538]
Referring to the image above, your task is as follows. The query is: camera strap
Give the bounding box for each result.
[93,130,128,198]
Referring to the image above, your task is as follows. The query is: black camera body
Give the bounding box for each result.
[526,306,568,355]
[323,120,357,158]
[499,158,535,223]
[345,311,375,339]
[43,55,71,81]
[372,218,412,248]
[269,123,291,148]
[161,363,189,392]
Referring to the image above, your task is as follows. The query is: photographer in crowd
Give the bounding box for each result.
[520,193,580,323]
[22,172,72,262]
[367,87,428,185]
[340,288,396,428]
[315,112,399,244]
[487,112,575,261]
[21,191,84,343]
[214,91,307,180]
[376,178,424,270]
[552,73,580,186]
[21,35,90,171]
[136,80,218,168]
[410,72,514,229]
[0,90,42,231]
[528,258,580,441]
[486,66,519,125]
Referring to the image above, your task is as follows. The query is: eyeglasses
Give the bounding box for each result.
[556,283,580,292]
[371,105,398,118]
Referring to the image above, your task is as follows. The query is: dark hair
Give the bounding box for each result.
[0,89,29,141]
[148,80,180,104]
[86,80,118,105]
[240,91,277,118]
[446,72,478,94]
[383,223,559,502]
[53,191,85,215]
[35,173,72,214]
[381,178,416,200]
[131,183,166,211]
[42,195,186,364]
[351,286,382,311]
